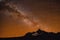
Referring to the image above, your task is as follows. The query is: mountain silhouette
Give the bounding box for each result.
[0,29,60,40]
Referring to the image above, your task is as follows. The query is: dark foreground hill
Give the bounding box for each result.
[0,29,60,40]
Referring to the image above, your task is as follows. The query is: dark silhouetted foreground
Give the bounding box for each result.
[0,29,60,40]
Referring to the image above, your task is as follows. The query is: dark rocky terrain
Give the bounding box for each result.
[0,29,60,40]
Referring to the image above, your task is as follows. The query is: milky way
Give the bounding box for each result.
[0,0,60,38]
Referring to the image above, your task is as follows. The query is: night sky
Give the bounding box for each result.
[0,0,60,38]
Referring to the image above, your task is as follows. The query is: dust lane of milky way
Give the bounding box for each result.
[0,0,40,37]
[0,0,60,38]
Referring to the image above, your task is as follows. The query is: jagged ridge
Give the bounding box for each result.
[0,29,60,40]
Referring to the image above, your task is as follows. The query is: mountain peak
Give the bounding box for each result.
[0,29,60,40]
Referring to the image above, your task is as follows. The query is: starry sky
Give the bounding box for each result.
[0,0,60,38]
